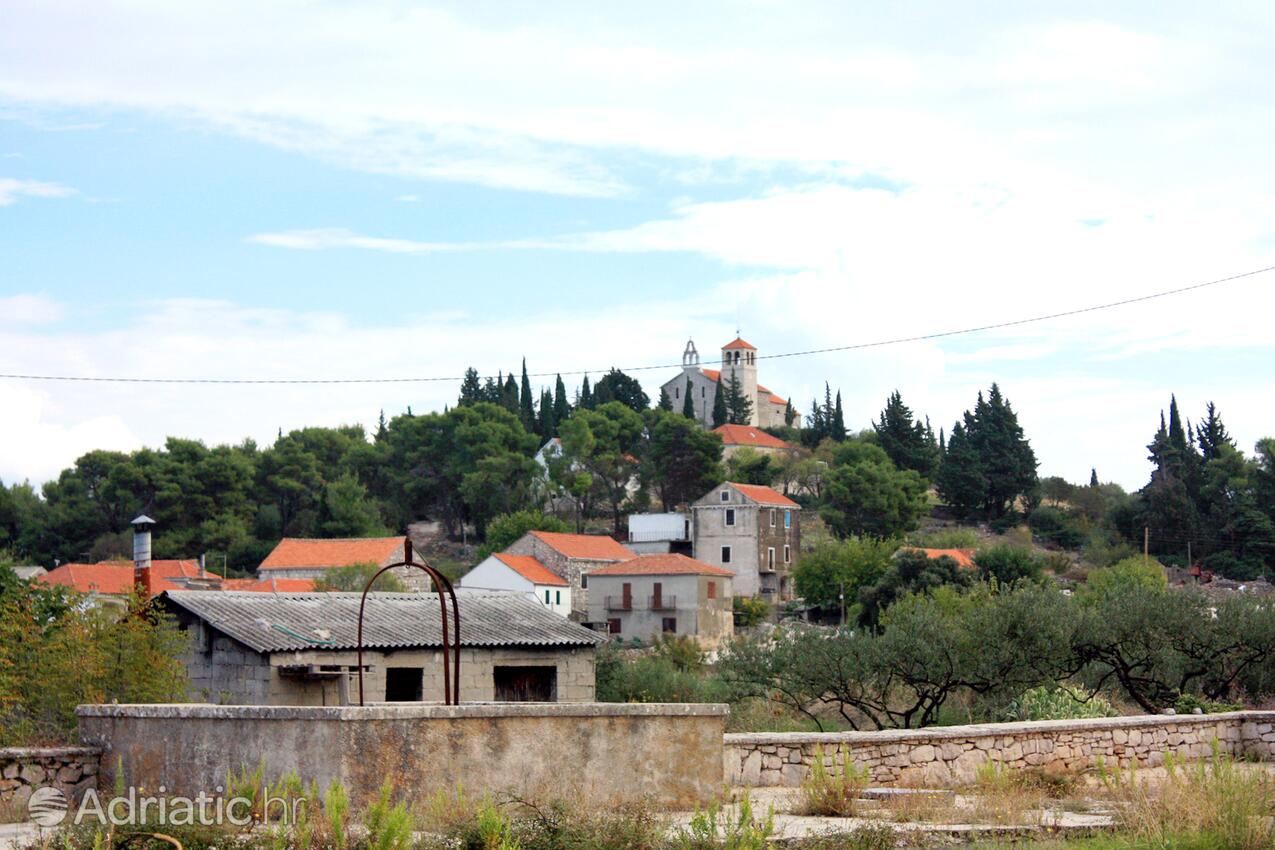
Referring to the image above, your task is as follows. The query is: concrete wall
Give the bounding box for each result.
[182,632,595,705]
[0,747,100,811]
[586,573,733,647]
[77,702,728,808]
[725,711,1275,787]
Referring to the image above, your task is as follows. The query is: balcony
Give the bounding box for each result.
[605,596,632,611]
[647,595,677,611]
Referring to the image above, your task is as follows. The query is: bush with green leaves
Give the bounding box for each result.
[1027,505,1087,549]
[1002,685,1116,722]
[800,746,871,817]
[732,596,769,629]
[973,544,1044,585]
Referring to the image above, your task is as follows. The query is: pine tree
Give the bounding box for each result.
[831,391,846,441]
[936,420,986,517]
[375,409,389,442]
[723,373,753,425]
[482,375,501,403]
[458,367,483,406]
[681,378,696,419]
[873,391,937,477]
[519,359,535,427]
[1090,468,1099,487]
[579,375,592,409]
[808,397,823,440]
[711,383,728,428]
[965,383,1038,517]
[1196,401,1232,462]
[658,388,673,411]
[552,375,571,428]
[501,372,519,414]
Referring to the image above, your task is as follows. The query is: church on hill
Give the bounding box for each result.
[661,337,796,430]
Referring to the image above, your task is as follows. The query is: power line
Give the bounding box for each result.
[1,263,1271,386]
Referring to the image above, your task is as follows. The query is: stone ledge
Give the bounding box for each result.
[77,701,729,720]
[0,746,102,759]
[724,711,1272,746]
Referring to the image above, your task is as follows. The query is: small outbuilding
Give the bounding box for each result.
[162,590,602,706]
[458,552,572,616]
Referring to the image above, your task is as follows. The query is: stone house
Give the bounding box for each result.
[258,536,429,590]
[162,590,602,705]
[458,552,572,617]
[585,554,734,648]
[660,338,796,429]
[504,530,635,618]
[690,482,801,599]
[713,424,796,460]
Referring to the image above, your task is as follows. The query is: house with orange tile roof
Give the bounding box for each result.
[660,337,797,430]
[584,553,734,647]
[503,530,635,618]
[258,536,429,590]
[39,560,316,603]
[900,547,978,570]
[713,423,796,459]
[690,482,802,599]
[459,552,573,616]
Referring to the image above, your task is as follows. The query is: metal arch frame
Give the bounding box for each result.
[356,539,461,705]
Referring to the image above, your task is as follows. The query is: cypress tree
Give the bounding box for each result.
[724,373,753,425]
[553,374,571,426]
[375,409,388,442]
[711,383,728,427]
[681,378,696,419]
[1089,468,1099,487]
[808,397,823,440]
[936,420,986,517]
[458,367,482,406]
[784,399,796,427]
[832,391,846,441]
[579,375,592,409]
[1196,401,1232,462]
[501,372,519,414]
[519,359,535,426]
[537,388,555,438]
[658,389,673,411]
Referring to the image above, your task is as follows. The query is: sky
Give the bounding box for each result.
[1,0,1273,491]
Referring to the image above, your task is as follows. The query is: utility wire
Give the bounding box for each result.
[1,263,1271,386]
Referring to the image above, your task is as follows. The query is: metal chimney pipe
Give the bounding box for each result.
[131,514,156,596]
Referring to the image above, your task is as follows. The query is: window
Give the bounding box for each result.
[555,590,561,605]
[721,545,732,563]
[662,617,677,634]
[581,574,588,588]
[675,386,680,398]
[544,589,551,604]
[784,510,792,529]
[770,509,776,527]
[720,490,730,502]
[384,667,423,702]
[608,618,622,634]
[707,581,717,600]
[784,544,791,563]
[725,508,736,526]
[767,547,775,570]
[494,666,557,702]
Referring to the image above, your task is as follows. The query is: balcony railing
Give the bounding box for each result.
[605,596,632,611]
[648,595,677,611]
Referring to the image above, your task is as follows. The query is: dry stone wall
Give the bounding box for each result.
[725,711,1275,787]
[0,747,100,812]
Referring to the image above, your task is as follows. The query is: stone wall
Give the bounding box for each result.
[0,747,100,812]
[725,711,1275,787]
[78,702,726,808]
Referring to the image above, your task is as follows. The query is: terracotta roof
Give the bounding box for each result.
[904,548,977,570]
[729,482,801,508]
[222,577,318,592]
[713,424,792,450]
[722,337,756,351]
[40,560,206,596]
[259,537,406,571]
[701,368,721,382]
[526,530,634,561]
[589,553,735,578]
[493,553,569,587]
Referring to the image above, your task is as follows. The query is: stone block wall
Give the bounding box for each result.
[0,747,101,812]
[725,711,1275,788]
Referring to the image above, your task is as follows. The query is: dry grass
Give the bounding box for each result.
[878,792,960,824]
[968,762,1046,826]
[798,745,872,817]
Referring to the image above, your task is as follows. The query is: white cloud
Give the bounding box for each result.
[0,177,74,205]
[0,293,65,324]
[0,383,139,486]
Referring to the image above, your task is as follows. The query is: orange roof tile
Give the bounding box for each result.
[701,368,721,382]
[527,530,634,561]
[713,424,792,450]
[259,537,406,571]
[40,560,205,596]
[722,337,756,351]
[905,548,978,570]
[729,482,801,508]
[493,553,569,587]
[222,577,318,592]
[589,553,735,578]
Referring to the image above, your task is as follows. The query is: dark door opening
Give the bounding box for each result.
[493,665,557,702]
[384,667,423,702]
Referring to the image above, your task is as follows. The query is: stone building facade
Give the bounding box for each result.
[504,530,634,618]
[163,590,601,705]
[584,554,734,647]
[691,482,801,599]
[661,338,795,430]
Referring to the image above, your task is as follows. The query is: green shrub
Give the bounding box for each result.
[1027,506,1087,550]
[673,792,774,850]
[594,643,724,703]
[1173,693,1243,715]
[1003,685,1117,721]
[732,596,770,628]
[973,544,1043,584]
[906,528,980,550]
[799,746,871,817]
[362,780,413,850]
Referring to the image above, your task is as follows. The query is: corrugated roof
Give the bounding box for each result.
[259,537,406,571]
[492,553,569,587]
[162,591,602,653]
[589,553,734,578]
[713,424,792,450]
[527,530,634,561]
[222,577,318,592]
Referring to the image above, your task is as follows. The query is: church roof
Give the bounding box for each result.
[722,337,756,351]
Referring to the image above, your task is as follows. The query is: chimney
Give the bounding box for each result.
[131,514,156,597]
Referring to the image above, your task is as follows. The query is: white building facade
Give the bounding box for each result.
[458,553,572,617]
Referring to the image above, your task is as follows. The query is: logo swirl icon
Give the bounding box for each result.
[27,787,69,827]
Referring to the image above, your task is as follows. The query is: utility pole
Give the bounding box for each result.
[839,582,846,627]
[1143,526,1150,564]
